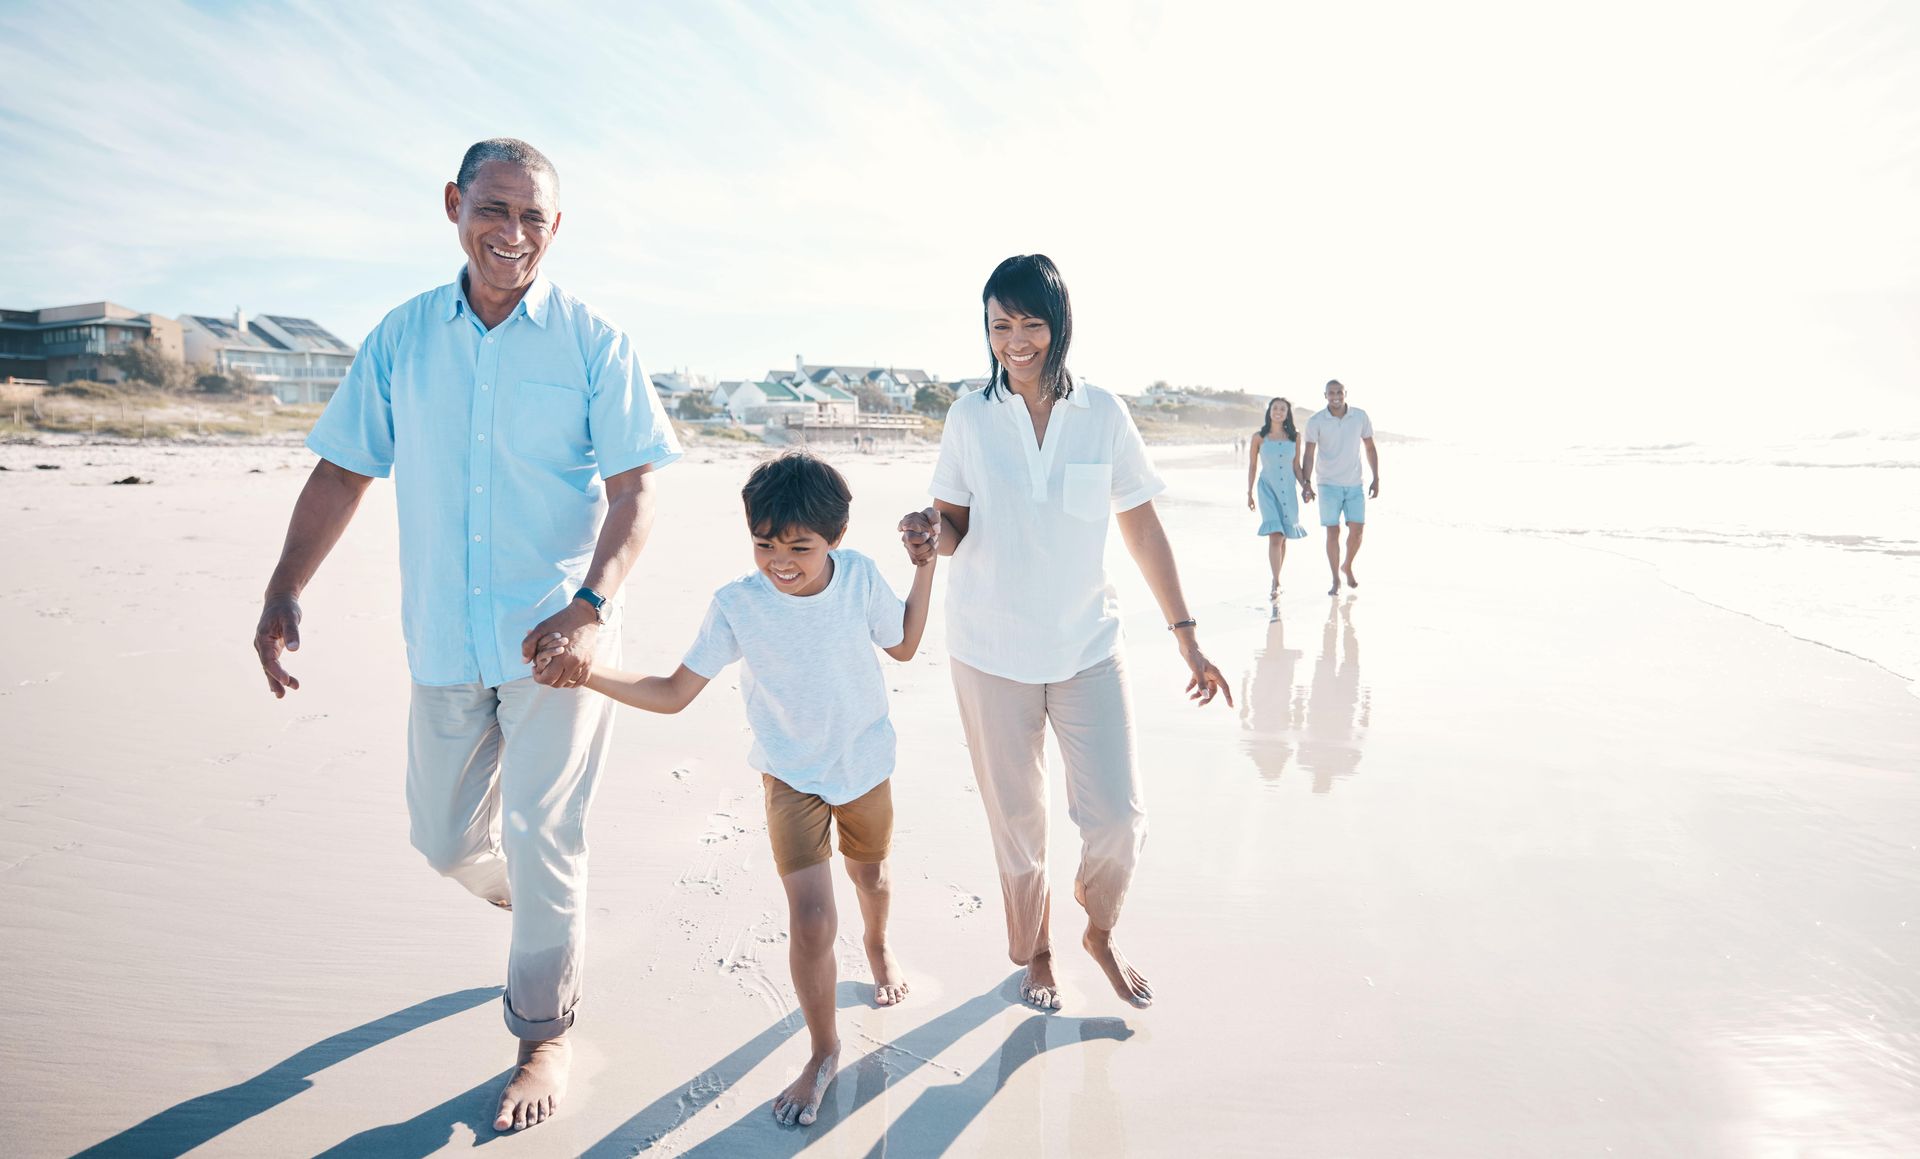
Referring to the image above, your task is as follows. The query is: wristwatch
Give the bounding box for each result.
[573,586,610,625]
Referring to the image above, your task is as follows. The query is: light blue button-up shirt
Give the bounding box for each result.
[307,270,682,687]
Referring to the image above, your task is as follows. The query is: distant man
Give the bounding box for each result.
[1300,379,1378,596]
[250,138,681,1133]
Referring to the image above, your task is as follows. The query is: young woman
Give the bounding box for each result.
[898,254,1231,1010]
[1246,396,1309,598]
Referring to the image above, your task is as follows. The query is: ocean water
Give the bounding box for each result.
[1389,432,1920,697]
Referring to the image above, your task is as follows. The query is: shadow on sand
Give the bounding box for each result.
[583,974,1132,1156]
[73,986,501,1158]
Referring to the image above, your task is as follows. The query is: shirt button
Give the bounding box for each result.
[481,383,490,391]
[485,336,494,344]
[477,433,486,441]
[472,587,482,595]
[473,534,482,542]
[475,485,484,493]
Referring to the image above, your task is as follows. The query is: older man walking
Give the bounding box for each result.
[250,138,681,1132]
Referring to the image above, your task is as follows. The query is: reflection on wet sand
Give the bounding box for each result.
[1240,598,1370,791]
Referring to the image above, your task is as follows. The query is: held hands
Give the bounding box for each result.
[253,595,303,698]
[521,603,598,688]
[898,507,939,567]
[1301,483,1316,504]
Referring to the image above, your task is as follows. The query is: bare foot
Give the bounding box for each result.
[1268,579,1279,601]
[772,1043,840,1127]
[1327,578,1340,597]
[867,938,909,1006]
[494,1036,569,1132]
[1019,950,1063,1010]
[489,898,512,912]
[1083,926,1153,1008]
[1343,566,1359,589]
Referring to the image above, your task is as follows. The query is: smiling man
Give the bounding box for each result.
[250,138,681,1133]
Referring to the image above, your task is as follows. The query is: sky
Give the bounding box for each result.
[2,0,1916,445]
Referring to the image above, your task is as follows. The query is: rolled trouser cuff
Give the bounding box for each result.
[502,992,574,1041]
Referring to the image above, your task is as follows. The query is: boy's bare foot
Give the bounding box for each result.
[867,939,909,1006]
[772,1043,840,1127]
[494,1036,569,1132]
[1019,950,1063,1010]
[1083,926,1153,1008]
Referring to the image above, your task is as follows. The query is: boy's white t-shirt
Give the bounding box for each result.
[682,548,905,805]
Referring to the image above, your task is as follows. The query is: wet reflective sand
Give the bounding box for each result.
[4,442,1917,1156]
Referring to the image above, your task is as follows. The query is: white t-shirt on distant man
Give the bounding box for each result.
[682,548,905,805]
[1304,406,1374,486]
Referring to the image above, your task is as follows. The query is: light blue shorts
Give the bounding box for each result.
[1318,483,1366,526]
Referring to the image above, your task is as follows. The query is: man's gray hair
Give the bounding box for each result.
[456,138,559,192]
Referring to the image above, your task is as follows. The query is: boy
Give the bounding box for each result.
[535,450,934,1127]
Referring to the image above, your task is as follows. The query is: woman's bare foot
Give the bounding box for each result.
[1083,926,1153,1008]
[772,1043,841,1127]
[494,1036,569,1132]
[867,938,909,1006]
[1269,579,1279,601]
[1018,950,1063,1010]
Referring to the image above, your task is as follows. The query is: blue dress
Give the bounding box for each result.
[1255,437,1308,538]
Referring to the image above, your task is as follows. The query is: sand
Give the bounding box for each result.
[2,438,1917,1157]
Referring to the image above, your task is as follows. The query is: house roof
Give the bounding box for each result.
[755,380,803,401]
[261,315,352,353]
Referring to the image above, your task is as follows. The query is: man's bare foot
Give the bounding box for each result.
[1327,578,1340,597]
[494,1036,569,1132]
[772,1043,840,1127]
[1083,926,1153,1008]
[1019,950,1063,1010]
[1343,566,1359,589]
[867,939,909,1006]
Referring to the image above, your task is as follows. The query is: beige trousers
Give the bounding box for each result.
[405,636,619,1041]
[950,652,1146,964]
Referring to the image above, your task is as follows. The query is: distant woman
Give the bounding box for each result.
[1246,396,1308,598]
[898,254,1231,1011]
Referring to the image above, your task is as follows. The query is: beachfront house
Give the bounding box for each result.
[178,310,355,404]
[721,379,815,425]
[777,356,936,413]
[649,370,713,415]
[0,301,184,385]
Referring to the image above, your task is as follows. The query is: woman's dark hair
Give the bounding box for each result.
[741,450,852,542]
[982,254,1073,401]
[1256,396,1298,442]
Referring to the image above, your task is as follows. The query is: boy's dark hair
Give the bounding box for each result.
[741,451,853,542]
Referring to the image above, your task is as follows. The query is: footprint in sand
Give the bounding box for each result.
[209,752,241,765]
[951,889,984,917]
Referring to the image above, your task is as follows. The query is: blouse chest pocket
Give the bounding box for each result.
[1061,462,1113,522]
[509,381,592,466]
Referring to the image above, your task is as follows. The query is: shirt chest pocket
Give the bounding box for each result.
[509,381,592,466]
[1061,462,1113,522]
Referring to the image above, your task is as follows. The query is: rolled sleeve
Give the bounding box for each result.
[587,328,683,478]
[305,323,395,479]
[1108,399,1164,512]
[929,403,972,506]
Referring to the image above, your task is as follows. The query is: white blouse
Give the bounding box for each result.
[930,380,1165,683]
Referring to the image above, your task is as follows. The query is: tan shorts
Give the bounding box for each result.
[763,774,893,877]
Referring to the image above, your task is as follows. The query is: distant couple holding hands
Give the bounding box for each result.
[251,138,1230,1133]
